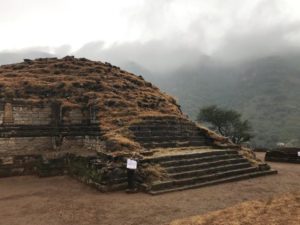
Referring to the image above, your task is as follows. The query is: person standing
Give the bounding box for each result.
[126,158,137,193]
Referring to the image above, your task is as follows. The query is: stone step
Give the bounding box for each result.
[131,130,204,137]
[165,158,248,173]
[134,136,207,143]
[130,121,196,126]
[132,121,194,126]
[131,118,193,124]
[129,125,200,131]
[168,162,252,179]
[150,167,258,191]
[148,170,278,195]
[138,117,191,121]
[139,116,188,121]
[141,140,207,148]
[160,154,242,167]
[143,150,239,163]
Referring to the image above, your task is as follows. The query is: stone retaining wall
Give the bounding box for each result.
[0,137,53,154]
[12,105,52,125]
[0,153,128,192]
[0,101,100,126]
[0,136,104,154]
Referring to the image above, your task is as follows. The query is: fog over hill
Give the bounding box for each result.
[158,55,300,147]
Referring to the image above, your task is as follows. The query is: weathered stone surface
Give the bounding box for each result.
[0,137,52,154]
[265,148,300,163]
[3,103,14,124]
[0,154,42,177]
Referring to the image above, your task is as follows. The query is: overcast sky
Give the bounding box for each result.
[1,0,300,72]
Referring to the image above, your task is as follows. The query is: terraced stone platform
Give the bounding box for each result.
[142,148,277,195]
[127,116,277,194]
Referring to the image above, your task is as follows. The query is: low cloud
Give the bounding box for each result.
[1,0,300,74]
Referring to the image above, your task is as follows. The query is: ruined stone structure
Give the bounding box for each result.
[265,148,300,164]
[0,56,277,193]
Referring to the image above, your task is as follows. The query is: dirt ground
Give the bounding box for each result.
[0,153,299,225]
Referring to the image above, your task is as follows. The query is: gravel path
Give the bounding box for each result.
[0,153,299,225]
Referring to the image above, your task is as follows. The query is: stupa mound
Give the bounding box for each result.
[0,56,276,193]
[0,56,185,154]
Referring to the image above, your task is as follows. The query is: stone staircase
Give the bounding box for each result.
[129,116,212,149]
[142,149,277,195]
[129,116,276,194]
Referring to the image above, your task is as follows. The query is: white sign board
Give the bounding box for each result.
[298,152,300,157]
[127,159,137,170]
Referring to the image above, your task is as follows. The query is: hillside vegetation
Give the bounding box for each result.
[157,56,300,147]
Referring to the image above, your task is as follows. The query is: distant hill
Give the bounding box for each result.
[155,56,300,147]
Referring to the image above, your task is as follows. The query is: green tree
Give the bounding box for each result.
[197,105,253,144]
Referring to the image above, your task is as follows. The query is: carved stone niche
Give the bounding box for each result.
[3,103,14,124]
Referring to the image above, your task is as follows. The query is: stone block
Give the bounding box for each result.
[0,156,14,165]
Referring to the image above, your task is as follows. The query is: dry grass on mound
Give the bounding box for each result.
[169,192,300,225]
[0,57,182,123]
[0,56,238,154]
[0,56,183,152]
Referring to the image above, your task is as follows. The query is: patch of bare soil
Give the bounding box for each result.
[169,192,300,225]
[0,153,299,225]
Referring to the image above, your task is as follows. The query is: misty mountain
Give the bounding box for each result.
[153,56,300,147]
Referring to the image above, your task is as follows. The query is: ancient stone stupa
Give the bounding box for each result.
[0,56,276,194]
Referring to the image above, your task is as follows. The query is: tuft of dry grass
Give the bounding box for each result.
[195,123,237,147]
[103,132,142,153]
[238,147,262,165]
[139,163,169,183]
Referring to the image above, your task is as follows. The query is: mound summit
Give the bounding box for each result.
[0,56,185,153]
